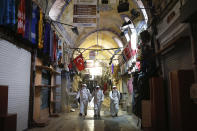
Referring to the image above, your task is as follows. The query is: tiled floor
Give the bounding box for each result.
[28,108,142,131]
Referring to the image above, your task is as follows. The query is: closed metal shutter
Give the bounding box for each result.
[161,38,192,129]
[0,39,31,131]
[162,39,192,81]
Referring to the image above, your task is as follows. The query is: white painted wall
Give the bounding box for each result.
[0,39,31,131]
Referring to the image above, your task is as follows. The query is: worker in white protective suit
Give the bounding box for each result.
[76,84,92,116]
[92,86,104,119]
[109,85,120,117]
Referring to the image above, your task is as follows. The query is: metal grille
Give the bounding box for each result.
[161,38,192,129]
[0,39,31,131]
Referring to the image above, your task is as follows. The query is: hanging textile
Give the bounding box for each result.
[53,33,58,62]
[38,10,43,48]
[103,83,107,93]
[112,64,114,74]
[43,22,51,54]
[57,39,63,64]
[127,77,133,94]
[68,62,72,70]
[24,0,32,40]
[0,0,6,25]
[49,29,54,59]
[0,0,16,25]
[31,3,39,44]
[17,0,26,36]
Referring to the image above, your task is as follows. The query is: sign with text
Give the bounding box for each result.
[89,50,96,60]
[73,0,97,27]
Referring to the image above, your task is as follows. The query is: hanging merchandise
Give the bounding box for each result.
[103,83,107,93]
[38,10,43,48]
[73,54,85,71]
[24,0,32,40]
[57,39,63,64]
[136,45,142,61]
[136,62,141,70]
[44,22,51,54]
[68,61,73,70]
[53,33,58,62]
[31,3,39,44]
[49,29,54,59]
[127,77,133,94]
[17,0,26,36]
[0,0,16,25]
[112,64,114,74]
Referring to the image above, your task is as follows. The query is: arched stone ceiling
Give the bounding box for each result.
[73,30,121,60]
[34,0,150,64]
[59,0,144,48]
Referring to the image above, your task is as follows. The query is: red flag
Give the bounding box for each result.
[123,42,132,61]
[73,54,85,71]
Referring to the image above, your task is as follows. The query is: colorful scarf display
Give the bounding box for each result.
[44,22,51,54]
[0,0,16,25]
[38,10,43,48]
[31,3,39,44]
[17,0,25,36]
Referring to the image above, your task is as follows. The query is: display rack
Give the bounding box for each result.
[33,58,60,127]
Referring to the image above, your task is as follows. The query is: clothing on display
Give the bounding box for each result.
[38,10,43,49]
[44,22,51,54]
[0,0,16,25]
[17,0,26,36]
[31,3,39,44]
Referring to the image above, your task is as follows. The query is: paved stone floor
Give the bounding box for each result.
[28,108,142,131]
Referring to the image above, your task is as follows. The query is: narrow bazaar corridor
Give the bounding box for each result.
[28,98,141,131]
[1,0,197,131]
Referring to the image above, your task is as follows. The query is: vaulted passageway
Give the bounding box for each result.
[1,0,197,131]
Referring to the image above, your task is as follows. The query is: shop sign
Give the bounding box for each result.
[73,0,97,27]
[89,50,95,60]
[86,60,94,68]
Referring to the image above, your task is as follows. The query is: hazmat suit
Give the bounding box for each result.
[76,84,91,116]
[109,86,120,117]
[92,86,104,118]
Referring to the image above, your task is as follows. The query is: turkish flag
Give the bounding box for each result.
[123,42,132,61]
[73,54,85,71]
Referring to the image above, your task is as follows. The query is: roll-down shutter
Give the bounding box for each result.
[162,39,193,82]
[0,39,31,131]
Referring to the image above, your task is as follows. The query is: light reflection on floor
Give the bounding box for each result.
[28,108,141,131]
[28,97,141,131]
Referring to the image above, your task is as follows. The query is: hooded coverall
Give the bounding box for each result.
[76,87,91,115]
[92,89,104,117]
[109,89,120,116]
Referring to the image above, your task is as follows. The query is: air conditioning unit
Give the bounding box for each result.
[117,0,129,13]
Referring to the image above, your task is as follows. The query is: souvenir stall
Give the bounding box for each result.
[0,0,67,129]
